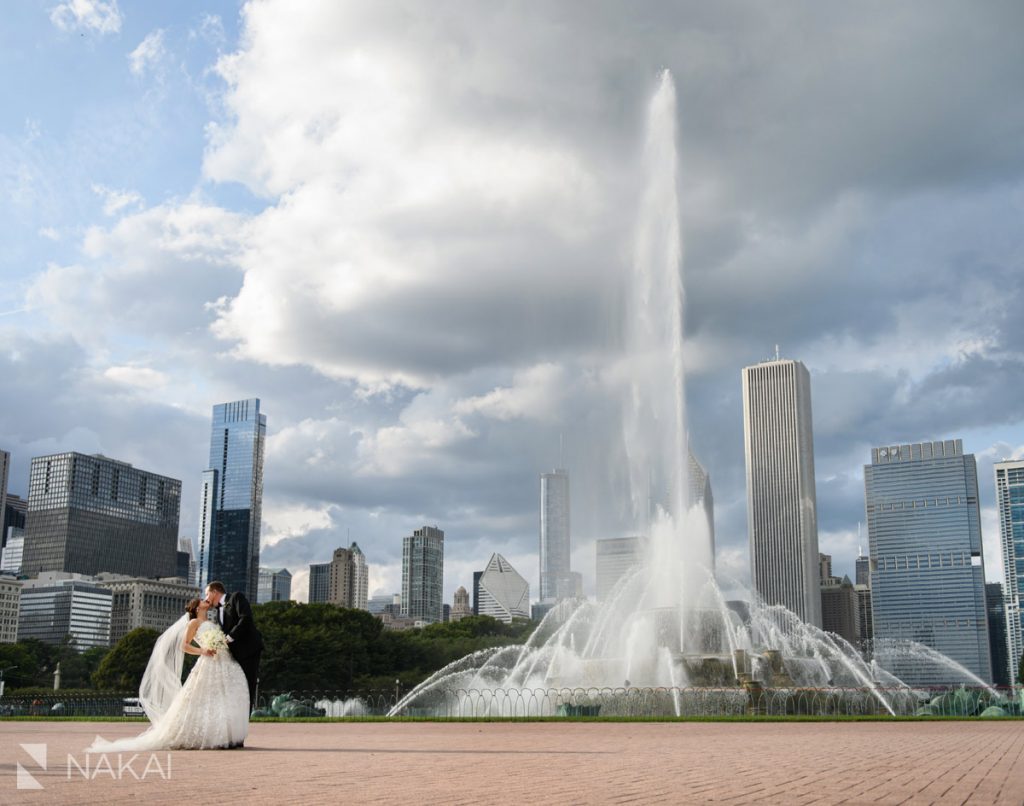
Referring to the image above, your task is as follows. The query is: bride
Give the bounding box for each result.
[86,598,250,752]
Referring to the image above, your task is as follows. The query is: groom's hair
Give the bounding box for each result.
[207,581,226,594]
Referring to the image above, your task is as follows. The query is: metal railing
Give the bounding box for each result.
[2,685,1020,719]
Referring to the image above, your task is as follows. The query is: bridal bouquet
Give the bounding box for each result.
[196,626,229,652]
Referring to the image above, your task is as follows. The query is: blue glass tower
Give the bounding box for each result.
[198,399,266,600]
[994,459,1024,685]
[865,440,992,685]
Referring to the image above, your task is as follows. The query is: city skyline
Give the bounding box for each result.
[1,3,1023,608]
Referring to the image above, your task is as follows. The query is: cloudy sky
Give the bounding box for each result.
[3,1,1024,603]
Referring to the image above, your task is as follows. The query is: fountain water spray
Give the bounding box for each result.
[388,72,994,719]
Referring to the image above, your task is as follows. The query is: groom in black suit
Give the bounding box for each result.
[205,580,264,715]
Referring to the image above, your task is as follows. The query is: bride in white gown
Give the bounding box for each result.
[86,598,250,752]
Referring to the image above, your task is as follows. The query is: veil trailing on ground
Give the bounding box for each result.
[138,613,188,723]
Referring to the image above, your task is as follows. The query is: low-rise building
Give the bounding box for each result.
[0,577,21,643]
[95,574,200,645]
[18,572,112,650]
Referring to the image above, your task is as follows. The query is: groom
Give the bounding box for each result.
[205,580,264,714]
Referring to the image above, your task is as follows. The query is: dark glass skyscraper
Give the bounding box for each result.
[21,452,181,578]
[198,399,266,600]
[865,439,992,685]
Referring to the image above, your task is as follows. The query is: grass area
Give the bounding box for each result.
[1,714,1021,724]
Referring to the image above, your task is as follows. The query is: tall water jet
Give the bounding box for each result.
[388,72,992,718]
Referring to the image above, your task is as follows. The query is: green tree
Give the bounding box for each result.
[0,642,41,689]
[92,628,160,690]
[254,601,385,692]
[247,602,538,693]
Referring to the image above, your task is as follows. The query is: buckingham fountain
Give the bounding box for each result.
[386,72,1013,720]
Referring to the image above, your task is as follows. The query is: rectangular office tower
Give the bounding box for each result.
[401,526,444,623]
[742,358,822,626]
[198,399,266,600]
[596,536,648,601]
[994,459,1024,685]
[539,469,571,601]
[21,453,181,579]
[865,440,991,685]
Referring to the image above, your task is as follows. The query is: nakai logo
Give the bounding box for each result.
[17,743,46,790]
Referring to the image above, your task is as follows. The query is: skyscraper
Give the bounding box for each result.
[855,548,871,587]
[308,562,330,604]
[451,586,471,622]
[0,449,9,547]
[688,449,715,564]
[595,536,647,601]
[257,567,293,603]
[3,494,27,546]
[985,583,1011,688]
[539,469,570,602]
[820,575,860,646]
[475,553,530,623]
[21,452,181,579]
[742,358,822,626]
[321,543,368,609]
[865,440,992,685]
[177,536,196,584]
[401,526,444,623]
[198,399,266,600]
[994,459,1024,685]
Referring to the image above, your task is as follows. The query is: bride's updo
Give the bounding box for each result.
[185,598,202,620]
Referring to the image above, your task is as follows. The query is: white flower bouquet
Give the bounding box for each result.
[196,626,229,652]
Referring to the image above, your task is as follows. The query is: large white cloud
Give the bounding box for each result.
[11,0,1024,597]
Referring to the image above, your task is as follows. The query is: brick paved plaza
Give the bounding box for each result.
[1,720,1022,804]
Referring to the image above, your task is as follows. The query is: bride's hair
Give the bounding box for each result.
[185,598,202,620]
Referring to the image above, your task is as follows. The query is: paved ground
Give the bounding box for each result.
[0,720,1022,804]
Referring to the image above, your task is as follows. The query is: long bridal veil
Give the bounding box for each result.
[85,614,188,753]
[138,614,188,722]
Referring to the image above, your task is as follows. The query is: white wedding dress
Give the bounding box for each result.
[87,619,250,752]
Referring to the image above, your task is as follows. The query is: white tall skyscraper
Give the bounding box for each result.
[539,469,570,601]
[742,357,822,627]
[995,459,1024,685]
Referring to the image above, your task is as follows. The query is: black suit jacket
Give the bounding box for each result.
[220,592,264,661]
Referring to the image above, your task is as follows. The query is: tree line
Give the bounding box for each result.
[0,602,536,695]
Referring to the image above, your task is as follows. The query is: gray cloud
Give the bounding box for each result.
[6,1,1024,599]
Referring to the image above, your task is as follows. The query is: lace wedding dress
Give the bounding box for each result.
[87,619,250,752]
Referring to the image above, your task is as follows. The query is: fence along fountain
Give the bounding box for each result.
[388,71,1003,719]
